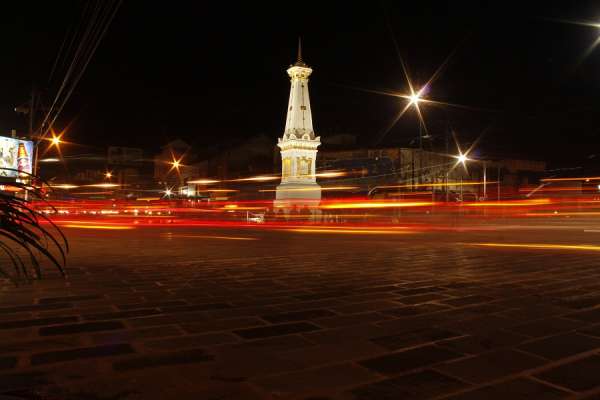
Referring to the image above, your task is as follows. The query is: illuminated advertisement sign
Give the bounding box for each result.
[0,136,33,178]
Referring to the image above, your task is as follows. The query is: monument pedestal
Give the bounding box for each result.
[274,183,322,219]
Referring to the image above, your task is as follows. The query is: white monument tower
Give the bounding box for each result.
[276,39,321,205]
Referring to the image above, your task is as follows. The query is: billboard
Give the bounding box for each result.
[0,136,33,178]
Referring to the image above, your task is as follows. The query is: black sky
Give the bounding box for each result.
[2,1,600,163]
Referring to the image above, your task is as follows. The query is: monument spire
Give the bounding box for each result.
[283,39,314,139]
[296,37,305,66]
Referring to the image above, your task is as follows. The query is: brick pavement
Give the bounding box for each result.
[0,227,600,399]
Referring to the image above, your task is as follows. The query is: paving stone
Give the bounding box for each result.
[313,312,389,328]
[380,304,449,317]
[579,323,600,338]
[509,317,584,338]
[0,303,73,314]
[143,332,238,349]
[206,305,280,319]
[38,295,102,304]
[518,332,600,360]
[439,330,530,355]
[234,322,321,339]
[536,355,600,392]
[441,295,494,307]
[395,286,447,296]
[126,315,178,328]
[230,334,312,352]
[262,309,337,323]
[83,308,162,321]
[303,324,387,345]
[351,369,469,400]
[39,320,125,336]
[557,295,600,310]
[0,357,17,370]
[294,291,352,301]
[181,317,266,334]
[442,378,569,400]
[441,315,516,335]
[91,325,183,344]
[0,371,48,391]
[278,341,386,366]
[0,316,79,330]
[435,349,546,384]
[116,300,188,310]
[360,345,463,375]
[272,299,346,312]
[356,284,402,294]
[567,307,600,323]
[370,327,461,351]
[31,343,135,365]
[332,300,402,314]
[113,348,213,371]
[399,293,452,305]
[253,363,378,395]
[161,303,231,313]
[0,337,83,355]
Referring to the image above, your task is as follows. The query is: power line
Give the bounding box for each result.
[39,0,123,139]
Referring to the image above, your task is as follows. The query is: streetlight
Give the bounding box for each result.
[451,150,490,201]
[105,171,113,179]
[456,152,469,166]
[408,91,421,106]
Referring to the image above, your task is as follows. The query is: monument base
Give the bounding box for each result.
[274,182,322,219]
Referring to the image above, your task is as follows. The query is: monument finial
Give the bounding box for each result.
[294,37,307,67]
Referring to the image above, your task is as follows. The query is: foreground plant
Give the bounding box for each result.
[0,171,68,284]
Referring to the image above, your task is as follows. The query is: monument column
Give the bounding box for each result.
[276,39,321,205]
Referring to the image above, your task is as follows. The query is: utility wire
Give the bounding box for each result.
[46,1,122,134]
[39,0,122,139]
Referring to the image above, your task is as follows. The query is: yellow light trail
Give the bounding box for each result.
[314,171,347,178]
[63,224,135,230]
[524,211,600,217]
[321,201,432,209]
[260,186,358,193]
[161,234,257,241]
[84,183,121,188]
[470,243,600,252]
[188,179,220,184]
[541,176,600,182]
[375,181,497,190]
[50,184,79,189]
[233,176,279,182]
[464,199,551,207]
[286,228,413,235]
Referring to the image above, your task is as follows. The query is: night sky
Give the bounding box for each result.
[2,1,600,164]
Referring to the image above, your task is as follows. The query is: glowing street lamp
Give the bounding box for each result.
[407,89,423,107]
[456,152,469,166]
[163,187,173,197]
[46,131,65,150]
[105,171,113,179]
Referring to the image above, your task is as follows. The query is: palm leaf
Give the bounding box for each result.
[0,169,68,284]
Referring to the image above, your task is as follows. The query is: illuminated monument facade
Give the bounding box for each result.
[276,41,321,204]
